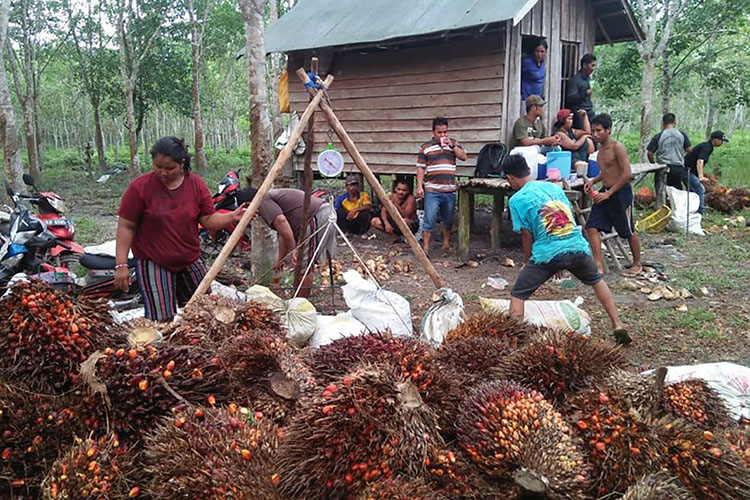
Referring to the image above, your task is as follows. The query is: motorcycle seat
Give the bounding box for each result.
[80,253,136,270]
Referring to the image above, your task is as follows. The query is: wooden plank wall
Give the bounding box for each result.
[288,31,506,177]
[516,0,596,132]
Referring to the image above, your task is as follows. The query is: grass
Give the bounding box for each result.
[647,307,725,340]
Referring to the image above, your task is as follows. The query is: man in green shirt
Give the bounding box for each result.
[512,95,561,149]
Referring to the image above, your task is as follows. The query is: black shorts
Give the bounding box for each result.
[387,214,419,236]
[585,183,634,238]
[511,252,601,300]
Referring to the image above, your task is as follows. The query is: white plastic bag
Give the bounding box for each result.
[480,296,591,336]
[211,282,247,302]
[245,285,285,314]
[510,146,540,179]
[311,312,367,349]
[645,362,750,421]
[341,269,413,337]
[420,288,464,346]
[666,186,704,235]
[284,297,317,347]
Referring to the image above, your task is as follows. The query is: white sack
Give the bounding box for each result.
[666,186,704,236]
[341,269,412,337]
[510,146,540,180]
[311,312,368,349]
[420,288,464,346]
[284,297,317,347]
[480,296,591,336]
[245,284,286,314]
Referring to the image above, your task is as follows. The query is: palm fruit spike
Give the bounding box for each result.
[0,280,119,392]
[276,364,443,500]
[663,379,732,429]
[41,434,139,500]
[435,336,513,379]
[425,445,520,499]
[565,387,667,496]
[620,472,692,500]
[237,300,284,335]
[498,330,628,404]
[658,419,750,499]
[1,383,82,496]
[307,331,434,391]
[601,368,667,417]
[165,294,252,348]
[77,344,228,440]
[358,477,447,500]
[727,429,750,468]
[143,405,282,499]
[456,380,589,497]
[444,311,538,348]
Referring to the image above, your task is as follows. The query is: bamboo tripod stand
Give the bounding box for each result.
[188,67,445,306]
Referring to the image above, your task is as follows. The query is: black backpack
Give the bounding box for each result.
[474,143,509,178]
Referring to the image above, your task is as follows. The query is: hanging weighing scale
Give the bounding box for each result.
[317,143,344,177]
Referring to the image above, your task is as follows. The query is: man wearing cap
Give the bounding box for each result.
[334,175,372,235]
[512,95,561,149]
[683,130,729,214]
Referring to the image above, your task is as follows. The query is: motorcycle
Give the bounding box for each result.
[19,173,85,268]
[199,169,252,257]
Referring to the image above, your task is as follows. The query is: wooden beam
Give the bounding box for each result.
[188,73,335,304]
[596,16,614,46]
[296,68,446,289]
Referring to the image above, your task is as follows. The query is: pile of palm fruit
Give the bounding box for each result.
[2,278,750,499]
[704,173,750,214]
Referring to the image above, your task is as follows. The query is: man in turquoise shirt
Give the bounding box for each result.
[504,154,630,344]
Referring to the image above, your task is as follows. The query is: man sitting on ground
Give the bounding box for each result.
[584,113,642,277]
[503,154,630,345]
[512,95,561,149]
[334,174,372,235]
[647,113,692,189]
[371,178,418,242]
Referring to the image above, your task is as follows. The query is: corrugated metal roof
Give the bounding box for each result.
[265,0,538,53]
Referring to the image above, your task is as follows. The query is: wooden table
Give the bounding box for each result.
[456,163,667,261]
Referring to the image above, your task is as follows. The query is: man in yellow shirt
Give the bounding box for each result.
[335,175,372,234]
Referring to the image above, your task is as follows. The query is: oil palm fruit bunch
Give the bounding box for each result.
[601,368,667,417]
[308,331,434,392]
[143,404,282,499]
[662,379,732,429]
[567,385,667,496]
[276,364,443,500]
[425,445,519,499]
[41,434,140,500]
[0,280,118,392]
[457,380,589,499]
[77,344,228,440]
[121,318,163,347]
[658,420,750,499]
[726,429,750,467]
[498,330,627,403]
[1,382,82,496]
[358,477,446,500]
[444,312,537,348]
[620,472,692,500]
[218,332,306,424]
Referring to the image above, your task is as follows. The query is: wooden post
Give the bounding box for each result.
[188,73,335,304]
[654,165,667,207]
[458,188,471,262]
[296,69,446,289]
[491,193,503,251]
[293,57,318,288]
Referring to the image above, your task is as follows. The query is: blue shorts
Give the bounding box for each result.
[585,183,634,238]
[423,190,456,232]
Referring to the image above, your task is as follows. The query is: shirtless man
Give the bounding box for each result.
[371,178,418,242]
[584,113,642,277]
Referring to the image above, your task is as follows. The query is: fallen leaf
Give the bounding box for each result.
[502,257,516,268]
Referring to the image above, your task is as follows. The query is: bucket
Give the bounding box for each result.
[536,162,547,180]
[546,151,572,179]
[587,159,600,177]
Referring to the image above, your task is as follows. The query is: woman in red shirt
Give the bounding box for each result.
[114,137,245,321]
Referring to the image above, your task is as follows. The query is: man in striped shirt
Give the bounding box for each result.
[416,116,467,254]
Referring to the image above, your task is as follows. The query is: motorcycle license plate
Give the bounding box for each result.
[44,219,68,227]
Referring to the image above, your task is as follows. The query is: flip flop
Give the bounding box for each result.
[621,269,644,278]
[613,328,632,345]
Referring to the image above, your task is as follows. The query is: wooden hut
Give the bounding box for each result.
[266,0,642,180]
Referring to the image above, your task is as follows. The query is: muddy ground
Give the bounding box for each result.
[59,171,750,369]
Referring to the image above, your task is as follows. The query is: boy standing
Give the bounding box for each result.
[504,154,630,344]
[584,113,642,277]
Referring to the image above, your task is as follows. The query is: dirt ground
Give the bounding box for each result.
[62,172,750,370]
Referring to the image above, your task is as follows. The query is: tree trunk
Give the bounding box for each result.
[661,48,671,115]
[33,86,43,171]
[638,55,655,162]
[268,0,283,143]
[187,0,208,175]
[704,86,715,140]
[240,0,275,285]
[21,103,41,181]
[92,96,107,171]
[0,0,24,195]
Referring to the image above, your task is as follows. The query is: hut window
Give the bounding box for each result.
[560,41,580,108]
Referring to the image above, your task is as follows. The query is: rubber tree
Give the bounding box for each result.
[0,0,25,194]
[183,0,212,175]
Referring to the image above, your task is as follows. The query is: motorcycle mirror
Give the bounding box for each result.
[22,174,35,187]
